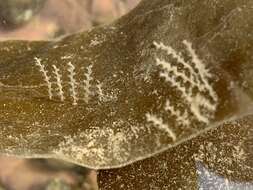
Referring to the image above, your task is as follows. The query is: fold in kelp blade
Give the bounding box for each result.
[0,0,253,169]
[99,115,253,189]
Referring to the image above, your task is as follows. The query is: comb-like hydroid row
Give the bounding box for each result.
[35,58,103,105]
[146,40,218,141]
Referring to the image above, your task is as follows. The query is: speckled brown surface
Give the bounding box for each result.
[98,115,253,189]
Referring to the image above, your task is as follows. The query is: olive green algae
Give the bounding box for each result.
[0,0,252,169]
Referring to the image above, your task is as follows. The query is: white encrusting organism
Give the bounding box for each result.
[96,81,104,101]
[182,40,218,102]
[67,62,78,105]
[52,65,65,101]
[156,58,199,88]
[150,40,218,130]
[153,41,197,83]
[83,65,93,103]
[146,113,177,141]
[154,41,218,102]
[159,69,213,124]
[165,100,190,126]
[35,58,102,105]
[34,57,53,99]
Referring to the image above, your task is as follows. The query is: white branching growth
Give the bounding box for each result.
[67,62,78,105]
[83,65,93,103]
[152,40,218,126]
[96,81,104,101]
[35,58,103,105]
[34,57,53,99]
[52,65,65,101]
[165,100,190,126]
[146,113,177,141]
[182,40,218,102]
[153,41,197,84]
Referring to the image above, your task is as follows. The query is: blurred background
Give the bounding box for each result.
[0,0,140,41]
[0,0,140,190]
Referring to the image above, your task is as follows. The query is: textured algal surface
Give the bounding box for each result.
[0,0,252,169]
[98,115,253,189]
